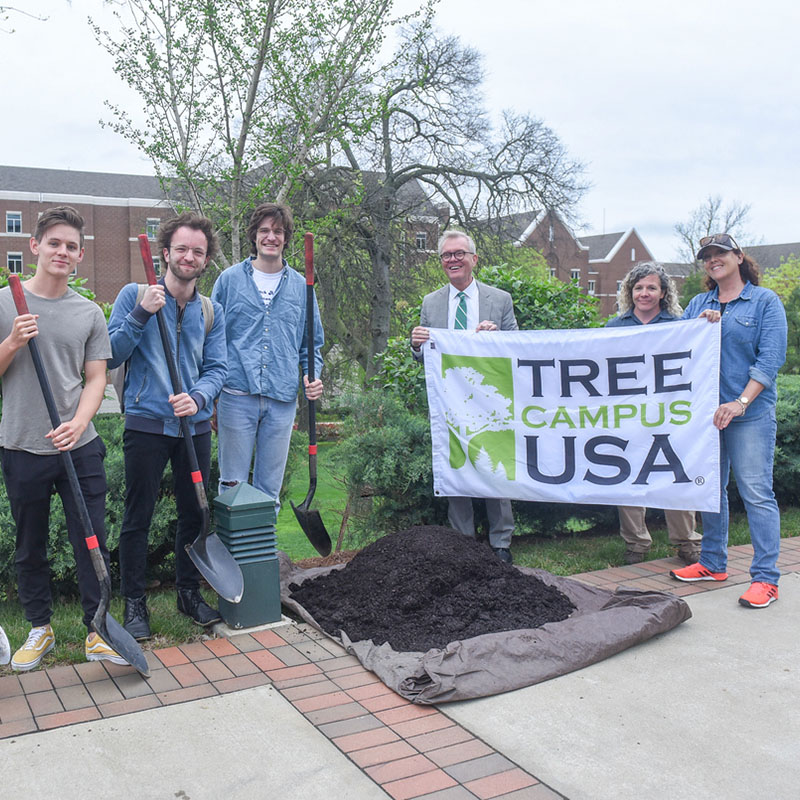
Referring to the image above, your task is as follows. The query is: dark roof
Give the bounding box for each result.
[0,165,164,199]
[662,262,695,278]
[744,243,800,272]
[577,232,626,260]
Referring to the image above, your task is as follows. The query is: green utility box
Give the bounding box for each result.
[213,483,281,628]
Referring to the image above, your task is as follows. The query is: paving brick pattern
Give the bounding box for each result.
[2,537,799,799]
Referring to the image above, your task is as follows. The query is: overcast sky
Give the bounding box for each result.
[4,0,798,260]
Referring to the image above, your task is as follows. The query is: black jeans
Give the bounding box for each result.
[1,437,108,631]
[118,429,211,598]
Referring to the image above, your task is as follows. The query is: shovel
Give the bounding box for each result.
[8,276,150,677]
[137,235,243,604]
[290,233,332,557]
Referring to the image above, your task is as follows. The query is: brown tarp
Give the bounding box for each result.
[280,553,692,704]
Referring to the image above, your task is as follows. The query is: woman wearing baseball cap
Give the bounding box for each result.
[670,234,787,608]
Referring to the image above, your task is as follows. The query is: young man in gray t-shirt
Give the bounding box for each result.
[0,205,120,671]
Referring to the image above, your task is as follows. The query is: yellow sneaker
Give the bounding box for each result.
[11,625,55,671]
[85,632,127,665]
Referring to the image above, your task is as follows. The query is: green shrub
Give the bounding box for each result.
[333,392,446,545]
[0,413,306,600]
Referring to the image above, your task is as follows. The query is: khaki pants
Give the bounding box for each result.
[617,506,701,553]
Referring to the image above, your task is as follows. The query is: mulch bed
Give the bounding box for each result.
[289,525,575,652]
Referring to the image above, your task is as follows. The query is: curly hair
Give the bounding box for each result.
[156,212,219,262]
[616,261,682,318]
[703,250,761,290]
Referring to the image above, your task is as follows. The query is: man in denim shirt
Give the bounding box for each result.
[211,202,323,515]
[108,213,227,638]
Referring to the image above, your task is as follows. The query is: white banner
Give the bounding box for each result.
[423,319,721,512]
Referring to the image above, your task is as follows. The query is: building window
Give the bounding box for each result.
[570,269,580,282]
[153,255,162,276]
[146,218,160,240]
[616,280,623,292]
[7,252,23,273]
[549,267,556,279]
[631,247,636,261]
[415,232,427,250]
[588,280,596,295]
[6,212,22,234]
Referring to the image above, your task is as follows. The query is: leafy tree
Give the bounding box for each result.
[673,195,754,266]
[92,0,427,266]
[762,255,800,373]
[679,269,707,309]
[306,23,586,376]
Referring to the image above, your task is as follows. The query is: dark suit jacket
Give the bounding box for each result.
[412,279,518,361]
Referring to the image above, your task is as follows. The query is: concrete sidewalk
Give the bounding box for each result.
[2,538,799,800]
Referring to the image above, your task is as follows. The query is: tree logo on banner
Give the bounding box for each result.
[441,355,515,480]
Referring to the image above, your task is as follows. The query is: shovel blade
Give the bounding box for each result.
[291,502,332,556]
[187,533,244,603]
[92,611,150,678]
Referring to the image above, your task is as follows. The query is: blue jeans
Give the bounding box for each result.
[699,410,781,585]
[216,391,297,510]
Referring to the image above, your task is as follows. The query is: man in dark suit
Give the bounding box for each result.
[411,230,517,563]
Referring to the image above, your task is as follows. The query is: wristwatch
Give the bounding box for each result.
[736,396,750,415]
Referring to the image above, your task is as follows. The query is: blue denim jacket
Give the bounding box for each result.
[108,281,228,436]
[683,282,786,420]
[211,257,324,402]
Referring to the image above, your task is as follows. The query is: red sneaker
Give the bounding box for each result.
[670,563,728,582]
[739,582,779,608]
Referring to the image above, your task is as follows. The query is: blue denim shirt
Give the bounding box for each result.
[605,308,678,327]
[211,257,324,402]
[683,282,787,420]
[108,281,228,436]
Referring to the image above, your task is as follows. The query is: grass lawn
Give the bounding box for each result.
[275,441,347,560]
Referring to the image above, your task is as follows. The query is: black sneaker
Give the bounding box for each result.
[123,596,152,641]
[177,588,222,626]
[492,547,513,565]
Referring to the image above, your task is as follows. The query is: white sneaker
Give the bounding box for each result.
[0,624,10,666]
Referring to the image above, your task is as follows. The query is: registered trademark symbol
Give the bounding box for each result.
[695,476,705,485]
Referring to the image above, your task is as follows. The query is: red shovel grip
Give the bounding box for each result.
[8,275,30,315]
[304,232,314,286]
[137,234,158,286]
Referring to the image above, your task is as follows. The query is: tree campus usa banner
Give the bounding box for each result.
[423,319,722,512]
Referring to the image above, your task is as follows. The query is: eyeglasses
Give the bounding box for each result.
[698,233,739,250]
[440,250,474,262]
[258,227,285,238]
[170,245,207,259]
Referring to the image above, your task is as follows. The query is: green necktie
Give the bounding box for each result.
[455,291,467,330]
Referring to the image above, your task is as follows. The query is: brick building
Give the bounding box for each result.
[514,210,660,317]
[1,165,173,303]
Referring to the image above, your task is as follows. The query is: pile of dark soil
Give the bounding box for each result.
[289,525,576,652]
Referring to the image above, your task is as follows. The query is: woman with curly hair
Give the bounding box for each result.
[671,235,786,609]
[606,262,701,564]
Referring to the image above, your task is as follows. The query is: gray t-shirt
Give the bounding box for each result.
[0,285,111,455]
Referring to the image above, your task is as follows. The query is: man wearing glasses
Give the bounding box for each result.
[411,230,518,563]
[108,213,228,637]
[211,202,324,522]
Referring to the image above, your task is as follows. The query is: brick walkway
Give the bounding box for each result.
[2,537,799,800]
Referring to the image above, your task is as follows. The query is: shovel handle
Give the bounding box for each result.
[303,234,317,487]
[138,233,159,285]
